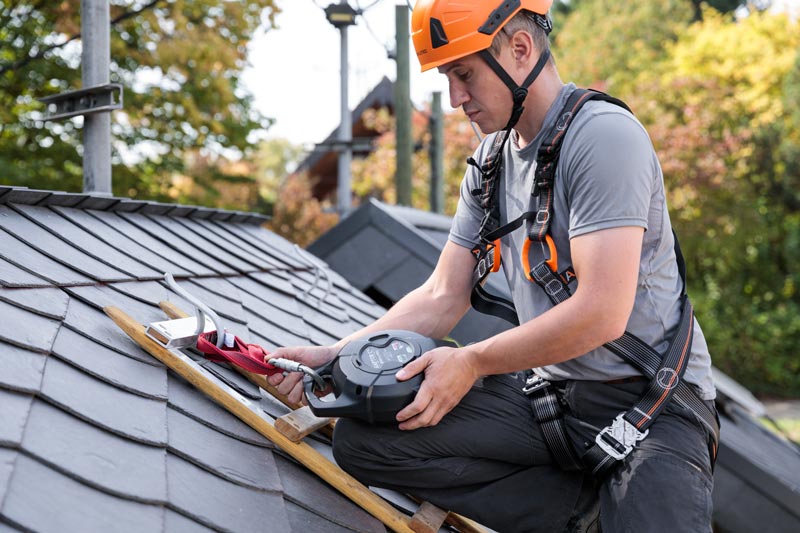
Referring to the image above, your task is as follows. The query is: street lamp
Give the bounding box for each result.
[324,2,358,216]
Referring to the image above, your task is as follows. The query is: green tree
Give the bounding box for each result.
[630,8,800,395]
[350,105,479,216]
[0,0,278,202]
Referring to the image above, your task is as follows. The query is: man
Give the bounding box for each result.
[269,1,718,531]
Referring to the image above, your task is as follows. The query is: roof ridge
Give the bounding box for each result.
[0,186,269,225]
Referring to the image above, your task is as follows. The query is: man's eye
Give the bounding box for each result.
[456,71,470,81]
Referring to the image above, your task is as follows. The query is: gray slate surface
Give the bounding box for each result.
[0,187,387,533]
[309,198,512,345]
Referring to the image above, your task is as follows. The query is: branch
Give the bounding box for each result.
[0,0,164,77]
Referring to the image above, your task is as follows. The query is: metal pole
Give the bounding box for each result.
[429,91,444,214]
[395,4,412,206]
[81,0,112,195]
[336,1,353,216]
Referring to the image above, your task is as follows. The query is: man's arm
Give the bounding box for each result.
[395,225,643,429]
[268,240,476,403]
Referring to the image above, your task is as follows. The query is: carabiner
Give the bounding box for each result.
[489,239,502,273]
[522,234,559,282]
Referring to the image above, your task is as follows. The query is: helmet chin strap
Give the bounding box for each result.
[478,48,551,132]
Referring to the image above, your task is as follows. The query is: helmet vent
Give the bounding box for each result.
[478,0,521,36]
[429,17,449,48]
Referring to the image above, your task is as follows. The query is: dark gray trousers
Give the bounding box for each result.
[332,373,716,533]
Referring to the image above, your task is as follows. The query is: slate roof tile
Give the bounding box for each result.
[231,273,302,317]
[12,204,162,280]
[166,454,291,532]
[244,314,311,352]
[0,299,61,353]
[166,374,272,448]
[74,195,119,210]
[0,389,33,446]
[109,279,183,308]
[0,189,52,205]
[54,206,192,278]
[164,509,217,532]
[231,222,308,270]
[65,284,163,321]
[0,228,94,286]
[284,500,364,533]
[1,455,164,533]
[0,344,46,394]
[40,357,167,446]
[85,210,216,276]
[119,213,241,275]
[180,278,246,322]
[185,218,283,269]
[172,217,279,271]
[35,191,89,207]
[0,286,69,320]
[51,326,168,400]
[63,297,159,365]
[275,456,385,533]
[167,407,281,491]
[239,293,311,343]
[21,400,168,503]
[0,206,130,282]
[0,448,16,509]
[0,257,51,288]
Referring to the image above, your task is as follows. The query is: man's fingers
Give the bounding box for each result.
[396,386,432,423]
[395,353,428,381]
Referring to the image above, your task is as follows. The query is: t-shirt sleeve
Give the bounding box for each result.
[560,108,656,239]
[448,142,491,250]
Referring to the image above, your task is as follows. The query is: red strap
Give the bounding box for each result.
[195,331,281,376]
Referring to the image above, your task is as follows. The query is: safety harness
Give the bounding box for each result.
[467,88,720,477]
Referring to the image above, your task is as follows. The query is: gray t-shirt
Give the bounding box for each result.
[450,83,715,400]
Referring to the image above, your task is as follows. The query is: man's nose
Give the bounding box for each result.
[449,82,469,109]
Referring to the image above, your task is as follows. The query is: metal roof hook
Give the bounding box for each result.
[164,273,227,349]
[293,245,332,308]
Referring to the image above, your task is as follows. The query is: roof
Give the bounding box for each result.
[308,199,513,346]
[0,185,390,532]
[296,77,395,200]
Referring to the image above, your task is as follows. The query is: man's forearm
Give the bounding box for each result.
[334,282,471,350]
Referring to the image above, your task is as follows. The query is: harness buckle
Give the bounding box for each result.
[595,413,649,461]
[522,374,550,395]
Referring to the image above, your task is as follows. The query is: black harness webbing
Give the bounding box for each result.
[468,88,720,476]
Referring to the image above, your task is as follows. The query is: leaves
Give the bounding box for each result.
[0,0,278,200]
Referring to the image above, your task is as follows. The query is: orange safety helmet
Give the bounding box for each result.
[411,0,553,72]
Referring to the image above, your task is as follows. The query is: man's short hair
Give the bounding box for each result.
[489,9,552,64]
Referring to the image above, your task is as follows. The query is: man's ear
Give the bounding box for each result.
[509,30,534,64]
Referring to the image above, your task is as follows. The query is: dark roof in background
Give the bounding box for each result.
[295,77,395,200]
[308,198,511,346]
[0,185,389,532]
[310,197,800,532]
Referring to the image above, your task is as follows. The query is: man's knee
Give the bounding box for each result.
[600,450,713,532]
[331,418,366,473]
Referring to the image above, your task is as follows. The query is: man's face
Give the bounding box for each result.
[438,52,512,134]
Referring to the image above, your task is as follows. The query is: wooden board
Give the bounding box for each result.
[152,301,486,533]
[105,306,416,533]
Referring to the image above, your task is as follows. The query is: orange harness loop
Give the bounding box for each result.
[522,234,558,282]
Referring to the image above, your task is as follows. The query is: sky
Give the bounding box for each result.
[242,0,800,148]
[242,1,451,148]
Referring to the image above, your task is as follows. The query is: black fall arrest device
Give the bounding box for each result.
[303,330,456,424]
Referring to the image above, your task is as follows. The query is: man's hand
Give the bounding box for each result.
[266,345,338,405]
[394,346,479,430]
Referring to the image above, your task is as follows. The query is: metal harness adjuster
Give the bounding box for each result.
[595,413,649,461]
